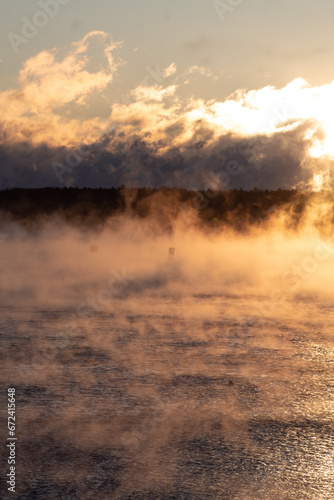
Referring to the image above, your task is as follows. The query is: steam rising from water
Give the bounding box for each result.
[1,204,334,498]
[1,204,334,308]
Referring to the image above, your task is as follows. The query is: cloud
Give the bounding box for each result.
[1,33,334,190]
[163,63,177,78]
[0,119,324,190]
[130,84,178,103]
[0,31,122,147]
[185,65,215,79]
[108,77,334,163]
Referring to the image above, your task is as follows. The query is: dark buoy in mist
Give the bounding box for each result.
[168,247,175,262]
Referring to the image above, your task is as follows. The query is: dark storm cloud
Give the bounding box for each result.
[0,122,320,190]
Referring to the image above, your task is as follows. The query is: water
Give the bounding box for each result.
[2,292,334,499]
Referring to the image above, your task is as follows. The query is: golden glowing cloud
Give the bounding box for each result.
[1,30,334,177]
[109,77,334,165]
[163,63,177,78]
[0,31,121,147]
[130,84,178,103]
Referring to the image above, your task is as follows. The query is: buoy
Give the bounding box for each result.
[168,247,175,262]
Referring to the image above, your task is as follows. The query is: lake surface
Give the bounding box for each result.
[2,290,334,499]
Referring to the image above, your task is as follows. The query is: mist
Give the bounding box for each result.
[2,194,334,498]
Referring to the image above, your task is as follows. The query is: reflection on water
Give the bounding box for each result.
[1,293,334,499]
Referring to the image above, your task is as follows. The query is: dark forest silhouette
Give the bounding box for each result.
[0,187,331,232]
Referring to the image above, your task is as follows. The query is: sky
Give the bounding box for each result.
[1,0,334,190]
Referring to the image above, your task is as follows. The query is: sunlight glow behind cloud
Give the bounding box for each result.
[1,32,334,190]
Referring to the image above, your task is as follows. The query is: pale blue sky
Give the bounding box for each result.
[1,0,334,101]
